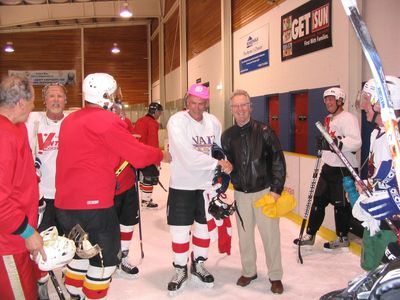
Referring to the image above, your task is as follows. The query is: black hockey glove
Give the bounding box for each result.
[316,135,330,151]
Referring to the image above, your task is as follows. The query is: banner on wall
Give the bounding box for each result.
[8,70,76,86]
[281,0,332,61]
[239,24,269,74]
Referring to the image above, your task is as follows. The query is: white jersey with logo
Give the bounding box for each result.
[26,111,66,199]
[167,110,221,190]
[322,110,361,168]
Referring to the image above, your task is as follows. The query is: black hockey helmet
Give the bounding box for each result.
[148,102,163,115]
[208,196,236,220]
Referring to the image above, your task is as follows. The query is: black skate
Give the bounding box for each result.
[323,236,349,252]
[37,280,50,300]
[117,250,139,279]
[168,263,188,295]
[293,234,315,248]
[190,256,214,288]
[142,199,158,209]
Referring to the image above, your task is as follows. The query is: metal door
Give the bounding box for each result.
[294,92,308,154]
[268,95,280,136]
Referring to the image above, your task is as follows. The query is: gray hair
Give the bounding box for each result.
[0,75,33,107]
[230,89,251,102]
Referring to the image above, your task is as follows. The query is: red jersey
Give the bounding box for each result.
[134,114,160,148]
[114,117,136,195]
[0,116,39,255]
[55,107,162,210]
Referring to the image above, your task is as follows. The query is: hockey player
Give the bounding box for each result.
[351,76,400,271]
[55,73,168,299]
[293,87,362,250]
[26,82,67,299]
[134,102,164,209]
[111,100,141,278]
[166,84,232,294]
[0,75,46,300]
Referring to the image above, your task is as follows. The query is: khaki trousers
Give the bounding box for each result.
[235,188,283,280]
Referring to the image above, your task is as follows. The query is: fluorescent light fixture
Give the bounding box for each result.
[4,41,14,53]
[111,43,120,54]
[120,1,133,18]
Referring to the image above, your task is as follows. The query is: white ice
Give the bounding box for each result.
[49,162,364,299]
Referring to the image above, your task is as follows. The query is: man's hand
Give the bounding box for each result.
[162,150,172,163]
[269,191,280,201]
[218,160,233,174]
[25,230,46,262]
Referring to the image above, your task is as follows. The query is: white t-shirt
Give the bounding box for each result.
[167,111,221,190]
[26,112,66,199]
[321,110,361,168]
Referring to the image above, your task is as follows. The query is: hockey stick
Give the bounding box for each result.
[135,169,145,259]
[316,122,400,238]
[341,0,400,187]
[297,149,322,264]
[316,121,371,196]
[49,270,66,300]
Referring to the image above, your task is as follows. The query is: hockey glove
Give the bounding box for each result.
[212,165,230,194]
[374,160,397,189]
[359,187,400,221]
[352,194,381,236]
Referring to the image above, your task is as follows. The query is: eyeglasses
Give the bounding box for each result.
[230,102,250,109]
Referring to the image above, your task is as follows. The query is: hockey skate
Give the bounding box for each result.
[142,199,158,209]
[293,234,315,248]
[190,256,214,288]
[323,236,349,252]
[37,280,50,300]
[167,263,188,296]
[117,250,139,279]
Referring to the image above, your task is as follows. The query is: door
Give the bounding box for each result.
[294,92,308,154]
[268,95,280,136]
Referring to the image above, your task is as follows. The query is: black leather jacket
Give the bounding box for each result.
[221,119,286,194]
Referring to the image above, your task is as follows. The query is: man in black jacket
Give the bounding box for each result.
[221,89,286,294]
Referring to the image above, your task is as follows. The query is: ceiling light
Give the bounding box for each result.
[4,41,14,53]
[111,43,120,54]
[120,1,133,18]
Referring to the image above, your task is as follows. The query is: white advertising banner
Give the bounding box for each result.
[8,70,76,86]
[238,24,270,74]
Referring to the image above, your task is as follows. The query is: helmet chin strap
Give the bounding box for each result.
[370,106,380,124]
[331,100,342,115]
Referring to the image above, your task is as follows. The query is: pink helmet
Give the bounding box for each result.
[187,84,209,100]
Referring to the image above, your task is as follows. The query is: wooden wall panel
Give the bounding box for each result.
[232,0,286,32]
[187,0,221,60]
[84,26,149,105]
[151,18,159,35]
[164,0,176,16]
[164,9,180,74]
[0,29,82,110]
[151,34,160,83]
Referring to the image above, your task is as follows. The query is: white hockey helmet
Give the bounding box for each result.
[323,87,346,103]
[33,226,76,271]
[83,73,117,109]
[362,76,400,110]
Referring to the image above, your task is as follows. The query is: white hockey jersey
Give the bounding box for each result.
[26,112,66,199]
[322,110,361,168]
[167,111,221,190]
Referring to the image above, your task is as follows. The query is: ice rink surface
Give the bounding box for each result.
[49,162,364,299]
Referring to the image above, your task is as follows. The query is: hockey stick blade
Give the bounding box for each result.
[341,0,400,188]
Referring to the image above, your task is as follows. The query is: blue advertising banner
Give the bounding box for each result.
[281,0,332,61]
[239,49,269,74]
